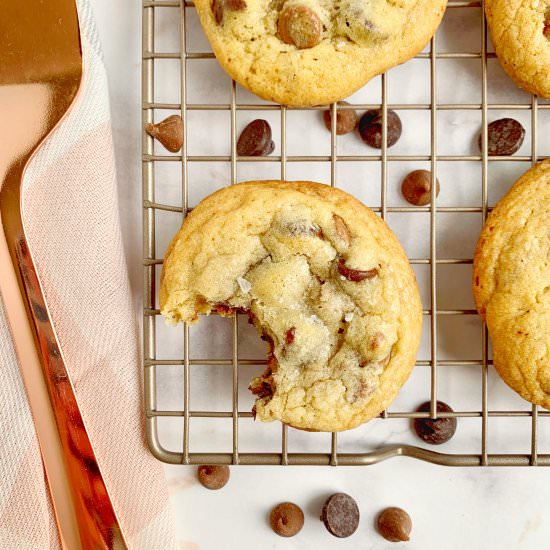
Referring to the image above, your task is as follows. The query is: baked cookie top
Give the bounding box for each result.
[194,0,447,106]
[486,0,550,99]
[474,160,550,408]
[160,181,422,431]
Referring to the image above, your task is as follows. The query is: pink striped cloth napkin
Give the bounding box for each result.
[0,1,178,548]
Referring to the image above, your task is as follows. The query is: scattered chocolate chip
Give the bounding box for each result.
[237,119,274,156]
[320,493,360,538]
[285,327,296,344]
[277,5,322,49]
[544,8,550,37]
[197,465,230,490]
[332,213,351,247]
[413,400,457,445]
[358,109,402,149]
[322,102,358,135]
[337,258,378,282]
[211,0,246,25]
[145,115,183,153]
[401,170,440,206]
[479,118,525,156]
[377,507,412,542]
[270,502,304,537]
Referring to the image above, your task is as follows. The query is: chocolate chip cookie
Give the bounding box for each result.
[160,181,422,432]
[193,0,447,107]
[474,160,550,408]
[486,0,550,98]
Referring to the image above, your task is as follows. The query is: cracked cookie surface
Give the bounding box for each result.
[193,0,447,106]
[486,0,550,98]
[474,160,550,409]
[160,181,422,431]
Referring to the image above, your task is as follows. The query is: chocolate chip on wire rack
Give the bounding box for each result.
[237,119,275,156]
[145,115,184,153]
[358,108,402,149]
[401,170,440,206]
[478,118,525,156]
[270,502,304,537]
[197,465,230,490]
[322,102,358,135]
[413,400,457,445]
[376,507,412,542]
[320,493,360,538]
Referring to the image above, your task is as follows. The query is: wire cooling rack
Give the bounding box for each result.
[142,0,550,466]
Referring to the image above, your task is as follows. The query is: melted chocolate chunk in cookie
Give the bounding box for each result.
[211,0,246,25]
[278,5,322,49]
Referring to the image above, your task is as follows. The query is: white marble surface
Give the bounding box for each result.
[90,1,550,548]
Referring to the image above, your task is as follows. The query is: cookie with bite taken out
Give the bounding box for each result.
[160,180,422,431]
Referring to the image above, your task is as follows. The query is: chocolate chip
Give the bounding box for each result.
[377,507,412,542]
[277,5,321,49]
[401,170,440,206]
[323,102,358,135]
[337,258,378,282]
[479,118,525,156]
[270,502,304,537]
[237,119,274,156]
[145,115,184,153]
[320,493,360,538]
[413,400,457,445]
[211,0,246,25]
[358,109,402,149]
[544,8,550,37]
[285,327,296,344]
[333,213,351,247]
[197,465,230,490]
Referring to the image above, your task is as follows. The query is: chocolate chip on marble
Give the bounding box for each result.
[277,5,322,49]
[413,400,457,445]
[323,102,358,135]
[358,109,402,149]
[145,115,183,153]
[401,170,440,206]
[333,214,352,247]
[320,493,360,538]
[270,502,304,537]
[211,0,246,25]
[237,119,274,156]
[377,507,412,542]
[337,258,378,282]
[197,465,230,490]
[479,118,525,156]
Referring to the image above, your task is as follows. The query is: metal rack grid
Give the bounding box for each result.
[142,0,550,466]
